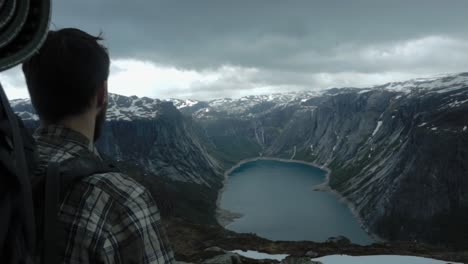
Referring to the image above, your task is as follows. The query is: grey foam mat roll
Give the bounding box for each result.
[0,0,51,71]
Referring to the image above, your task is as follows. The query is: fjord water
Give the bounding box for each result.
[220,159,373,245]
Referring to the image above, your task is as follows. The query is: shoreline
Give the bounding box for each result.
[215,156,384,243]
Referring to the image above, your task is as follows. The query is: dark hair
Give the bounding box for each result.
[22,28,110,123]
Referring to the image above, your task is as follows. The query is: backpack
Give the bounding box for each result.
[0,83,37,264]
[1,0,50,262]
[1,82,120,264]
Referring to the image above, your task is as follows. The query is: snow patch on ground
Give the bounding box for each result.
[230,250,289,261]
[312,255,461,264]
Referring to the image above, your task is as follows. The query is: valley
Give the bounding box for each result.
[175,72,468,246]
[11,72,468,262]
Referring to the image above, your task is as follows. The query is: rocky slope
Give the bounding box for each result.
[171,72,468,245]
[101,94,222,186]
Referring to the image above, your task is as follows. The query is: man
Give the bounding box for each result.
[22,28,174,264]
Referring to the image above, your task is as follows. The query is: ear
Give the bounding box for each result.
[96,81,108,109]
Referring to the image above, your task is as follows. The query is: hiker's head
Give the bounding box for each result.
[22,28,110,141]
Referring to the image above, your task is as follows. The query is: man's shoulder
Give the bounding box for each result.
[79,171,151,206]
[34,135,90,175]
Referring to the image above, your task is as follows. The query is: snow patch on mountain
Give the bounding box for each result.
[372,121,383,137]
[9,99,39,121]
[170,98,200,108]
[16,111,39,121]
[375,72,468,94]
[312,255,461,264]
[107,94,163,121]
[205,91,324,115]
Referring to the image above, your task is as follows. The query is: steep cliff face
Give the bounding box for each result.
[183,73,468,244]
[265,87,468,243]
[98,94,222,187]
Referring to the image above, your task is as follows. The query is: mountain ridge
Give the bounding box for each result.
[12,72,468,121]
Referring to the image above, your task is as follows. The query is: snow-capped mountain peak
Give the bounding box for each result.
[374,72,468,93]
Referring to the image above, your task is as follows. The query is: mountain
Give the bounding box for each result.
[13,94,222,185]
[101,94,222,186]
[11,72,468,245]
[170,72,468,245]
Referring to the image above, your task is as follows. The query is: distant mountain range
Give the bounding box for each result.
[11,72,468,245]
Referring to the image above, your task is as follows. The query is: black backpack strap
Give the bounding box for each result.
[42,156,120,264]
[43,162,60,264]
[58,156,120,200]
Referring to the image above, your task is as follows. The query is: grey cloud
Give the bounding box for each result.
[51,0,468,73]
[3,0,468,101]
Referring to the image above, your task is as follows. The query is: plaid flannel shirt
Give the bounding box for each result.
[33,125,175,264]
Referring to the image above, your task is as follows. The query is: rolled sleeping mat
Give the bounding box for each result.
[0,0,51,71]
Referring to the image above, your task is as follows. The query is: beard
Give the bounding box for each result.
[93,102,107,142]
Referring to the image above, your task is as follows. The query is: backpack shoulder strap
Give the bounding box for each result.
[58,155,120,201]
[42,155,119,264]
[43,162,60,264]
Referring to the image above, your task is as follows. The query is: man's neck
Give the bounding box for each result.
[47,113,96,143]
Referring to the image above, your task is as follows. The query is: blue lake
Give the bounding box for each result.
[219,159,373,245]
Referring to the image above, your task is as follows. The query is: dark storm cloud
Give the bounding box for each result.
[2,0,468,100]
[51,0,468,72]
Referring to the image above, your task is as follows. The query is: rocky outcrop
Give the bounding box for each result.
[97,99,222,187]
[203,253,242,264]
[165,217,468,263]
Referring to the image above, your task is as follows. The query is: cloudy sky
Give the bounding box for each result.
[2,0,468,100]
